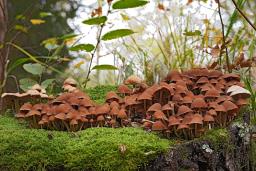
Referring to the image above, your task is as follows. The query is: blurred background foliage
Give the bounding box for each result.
[1,0,256,107]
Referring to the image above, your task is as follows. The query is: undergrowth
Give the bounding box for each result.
[85,85,117,104]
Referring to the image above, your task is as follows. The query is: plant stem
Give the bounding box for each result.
[84,4,112,88]
[231,0,256,31]
[217,1,231,73]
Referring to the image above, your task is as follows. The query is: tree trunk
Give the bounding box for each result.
[0,0,8,112]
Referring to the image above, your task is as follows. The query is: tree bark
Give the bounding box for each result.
[0,0,8,112]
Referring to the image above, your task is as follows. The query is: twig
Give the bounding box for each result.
[217,1,231,73]
[84,3,112,88]
[231,0,256,31]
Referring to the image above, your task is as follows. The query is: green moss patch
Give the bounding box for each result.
[0,116,170,171]
[85,85,117,104]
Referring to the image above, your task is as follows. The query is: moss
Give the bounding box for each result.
[0,115,170,171]
[85,85,117,104]
[199,128,230,150]
[251,140,256,170]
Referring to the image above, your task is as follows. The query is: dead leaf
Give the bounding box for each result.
[119,144,127,154]
[30,19,46,25]
[158,3,165,11]
[211,45,220,58]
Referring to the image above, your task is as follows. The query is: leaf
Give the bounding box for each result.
[19,78,37,92]
[92,64,118,70]
[41,79,55,89]
[23,63,45,75]
[120,13,130,21]
[112,0,149,9]
[60,33,78,40]
[39,12,52,18]
[102,29,135,41]
[30,19,46,25]
[74,61,85,68]
[8,58,30,73]
[82,16,107,25]
[15,14,26,20]
[69,44,95,52]
[183,30,201,36]
[41,38,59,50]
[14,25,28,33]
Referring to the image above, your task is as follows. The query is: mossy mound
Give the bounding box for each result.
[85,85,117,104]
[0,116,171,171]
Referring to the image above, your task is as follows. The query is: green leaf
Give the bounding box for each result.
[183,30,201,36]
[112,0,149,9]
[15,14,26,20]
[8,58,30,73]
[82,16,107,25]
[39,12,52,18]
[69,44,95,52]
[102,29,135,41]
[60,33,78,40]
[14,25,28,33]
[92,64,118,70]
[41,79,55,89]
[19,78,37,92]
[23,63,45,75]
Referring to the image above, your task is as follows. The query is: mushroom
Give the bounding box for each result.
[117,108,128,127]
[191,98,207,115]
[222,100,238,125]
[137,91,152,114]
[151,120,168,134]
[189,114,203,138]
[117,84,132,96]
[203,114,215,130]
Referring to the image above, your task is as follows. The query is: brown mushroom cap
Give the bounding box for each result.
[137,91,152,101]
[55,113,66,120]
[165,70,182,82]
[20,103,33,112]
[222,73,240,81]
[207,109,217,116]
[191,98,207,109]
[222,100,238,112]
[124,75,142,85]
[147,103,161,112]
[162,104,173,111]
[117,84,132,94]
[26,110,41,117]
[96,104,110,115]
[189,114,203,125]
[168,116,180,126]
[196,77,209,84]
[110,106,119,116]
[153,110,168,121]
[106,91,120,101]
[118,109,128,119]
[70,119,78,125]
[97,115,105,121]
[64,78,77,87]
[204,114,215,122]
[177,123,189,130]
[215,105,226,112]
[177,105,192,116]
[152,121,167,131]
[208,70,223,78]
[205,88,220,98]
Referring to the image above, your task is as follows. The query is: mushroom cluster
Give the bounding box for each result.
[2,84,52,112]
[17,69,250,138]
[17,82,129,131]
[118,68,250,139]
